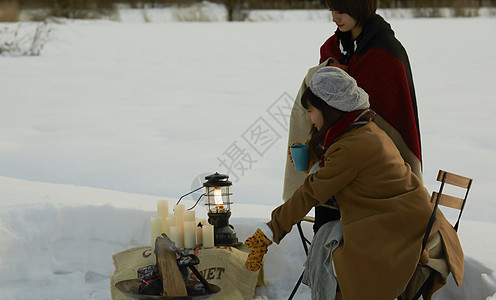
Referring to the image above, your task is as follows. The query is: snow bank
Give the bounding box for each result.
[1,177,496,299]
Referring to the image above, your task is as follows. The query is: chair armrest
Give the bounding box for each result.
[302,216,315,223]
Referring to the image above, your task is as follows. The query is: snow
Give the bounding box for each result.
[1,5,496,300]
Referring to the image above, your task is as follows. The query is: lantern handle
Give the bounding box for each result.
[176,186,204,205]
[187,193,206,211]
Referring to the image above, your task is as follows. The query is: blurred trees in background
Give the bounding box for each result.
[0,22,52,55]
[1,0,495,21]
[380,0,492,7]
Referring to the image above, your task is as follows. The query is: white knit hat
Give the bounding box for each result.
[309,67,369,112]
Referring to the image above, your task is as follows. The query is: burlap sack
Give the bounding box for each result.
[111,245,262,300]
[111,246,157,300]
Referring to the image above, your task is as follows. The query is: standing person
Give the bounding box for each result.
[245,67,463,300]
[320,0,421,179]
[283,0,422,232]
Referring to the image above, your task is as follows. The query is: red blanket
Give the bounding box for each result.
[319,15,421,170]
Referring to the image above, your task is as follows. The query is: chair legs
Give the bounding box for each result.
[288,222,310,300]
[288,271,305,300]
[412,270,436,300]
[296,221,310,256]
[398,268,436,300]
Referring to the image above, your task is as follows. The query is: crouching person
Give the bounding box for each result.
[244,67,464,300]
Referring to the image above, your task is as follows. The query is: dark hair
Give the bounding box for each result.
[301,87,344,156]
[325,0,378,27]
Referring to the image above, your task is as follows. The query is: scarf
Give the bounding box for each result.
[316,109,375,167]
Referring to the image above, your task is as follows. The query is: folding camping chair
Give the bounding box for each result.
[288,170,473,300]
[398,170,472,300]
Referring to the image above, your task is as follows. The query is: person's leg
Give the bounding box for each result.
[313,204,341,233]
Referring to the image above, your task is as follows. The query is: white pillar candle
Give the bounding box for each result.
[150,216,162,246]
[184,210,195,222]
[169,225,183,249]
[202,224,215,248]
[165,216,176,237]
[174,204,185,246]
[157,200,169,232]
[196,219,206,245]
[184,221,196,249]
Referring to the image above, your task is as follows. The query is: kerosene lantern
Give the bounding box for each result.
[203,173,239,246]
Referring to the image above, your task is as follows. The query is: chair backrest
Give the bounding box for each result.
[430,170,473,232]
[402,170,474,300]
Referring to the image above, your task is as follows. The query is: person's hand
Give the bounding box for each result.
[328,62,349,72]
[328,56,340,64]
[289,142,315,174]
[288,142,303,167]
[244,228,272,271]
[327,56,349,72]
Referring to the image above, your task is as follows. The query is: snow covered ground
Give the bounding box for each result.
[1,5,496,300]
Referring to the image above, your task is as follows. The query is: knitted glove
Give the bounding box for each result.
[244,229,272,271]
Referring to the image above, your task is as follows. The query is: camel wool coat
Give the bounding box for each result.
[268,122,463,299]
